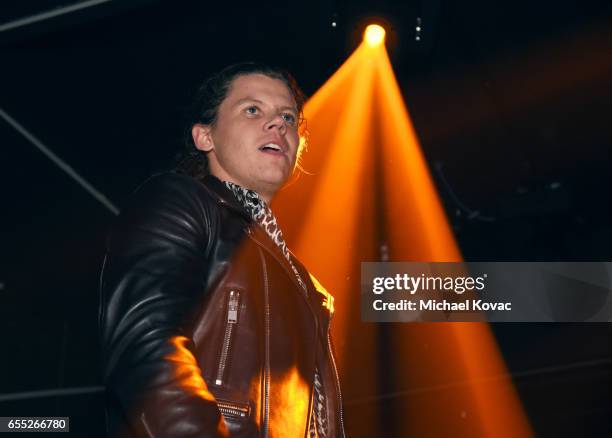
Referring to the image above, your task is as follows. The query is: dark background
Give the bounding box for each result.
[1,0,612,436]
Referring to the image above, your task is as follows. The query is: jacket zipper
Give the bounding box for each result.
[217,399,251,419]
[327,329,346,437]
[258,248,271,438]
[215,289,240,386]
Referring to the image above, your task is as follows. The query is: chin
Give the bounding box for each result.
[258,174,289,193]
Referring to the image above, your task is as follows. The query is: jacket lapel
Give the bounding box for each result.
[246,226,305,293]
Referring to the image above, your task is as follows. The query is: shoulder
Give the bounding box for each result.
[122,171,221,219]
[130,171,217,208]
[108,172,220,250]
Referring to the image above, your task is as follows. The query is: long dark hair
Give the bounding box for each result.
[176,62,308,182]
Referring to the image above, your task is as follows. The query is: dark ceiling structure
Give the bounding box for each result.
[1,0,612,436]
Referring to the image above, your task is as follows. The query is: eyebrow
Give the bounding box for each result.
[234,97,297,114]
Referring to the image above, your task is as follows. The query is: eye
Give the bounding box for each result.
[244,106,259,116]
[281,113,296,125]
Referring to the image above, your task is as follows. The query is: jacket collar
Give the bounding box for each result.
[200,174,253,222]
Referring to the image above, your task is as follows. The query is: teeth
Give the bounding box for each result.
[261,143,281,151]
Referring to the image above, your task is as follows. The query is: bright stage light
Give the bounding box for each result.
[364,24,385,47]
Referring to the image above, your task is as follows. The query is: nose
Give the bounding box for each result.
[264,114,287,135]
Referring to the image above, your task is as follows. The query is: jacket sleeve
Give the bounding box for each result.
[99,173,228,437]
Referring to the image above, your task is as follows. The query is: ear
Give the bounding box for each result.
[192,124,214,152]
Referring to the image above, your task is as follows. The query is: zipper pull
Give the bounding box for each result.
[227,290,239,323]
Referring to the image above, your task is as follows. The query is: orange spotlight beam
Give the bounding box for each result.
[374,42,533,437]
[274,34,533,438]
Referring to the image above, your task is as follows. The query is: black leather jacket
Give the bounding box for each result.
[99,172,345,437]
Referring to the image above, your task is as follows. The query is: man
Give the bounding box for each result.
[99,63,345,437]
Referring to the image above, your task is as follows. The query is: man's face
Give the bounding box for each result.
[193,73,300,201]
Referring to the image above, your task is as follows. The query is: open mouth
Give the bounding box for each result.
[259,143,285,155]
